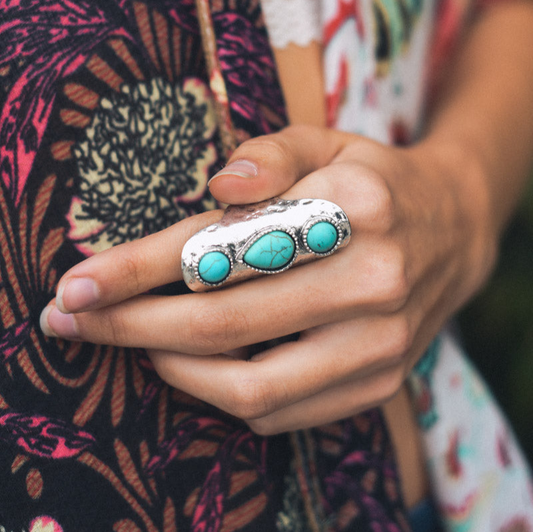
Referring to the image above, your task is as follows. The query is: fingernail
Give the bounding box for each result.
[40,306,80,339]
[208,160,258,185]
[57,277,99,313]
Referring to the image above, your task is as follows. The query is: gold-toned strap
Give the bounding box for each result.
[194,0,236,159]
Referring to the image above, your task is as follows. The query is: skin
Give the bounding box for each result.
[41,1,533,453]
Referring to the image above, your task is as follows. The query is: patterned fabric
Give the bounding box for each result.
[320,0,435,141]
[0,1,410,531]
[317,1,533,529]
[409,333,533,531]
[2,1,530,531]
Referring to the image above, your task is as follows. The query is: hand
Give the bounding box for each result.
[40,125,494,434]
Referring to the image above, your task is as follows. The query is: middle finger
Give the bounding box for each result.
[41,236,404,353]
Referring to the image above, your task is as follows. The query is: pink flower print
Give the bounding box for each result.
[0,0,130,205]
[213,12,286,136]
[0,321,30,363]
[0,411,95,459]
[29,516,63,532]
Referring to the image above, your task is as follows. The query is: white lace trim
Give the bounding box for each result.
[261,0,322,49]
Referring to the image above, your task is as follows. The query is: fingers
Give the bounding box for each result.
[49,157,398,319]
[40,262,344,352]
[244,367,402,435]
[54,210,222,313]
[41,231,412,353]
[51,127,357,314]
[283,161,396,234]
[207,125,352,204]
[43,126,407,354]
[146,314,412,422]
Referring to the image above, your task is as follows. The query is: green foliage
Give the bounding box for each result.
[458,178,533,464]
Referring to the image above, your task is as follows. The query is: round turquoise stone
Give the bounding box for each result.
[243,231,296,270]
[198,251,231,284]
[307,221,338,253]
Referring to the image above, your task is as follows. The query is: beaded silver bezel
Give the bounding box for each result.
[181,198,352,292]
[195,247,234,288]
[301,217,342,256]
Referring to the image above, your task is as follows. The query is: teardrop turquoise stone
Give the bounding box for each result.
[307,221,338,253]
[243,231,295,270]
[198,251,231,284]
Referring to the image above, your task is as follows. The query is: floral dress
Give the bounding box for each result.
[0,2,410,531]
[0,1,531,532]
[260,1,533,530]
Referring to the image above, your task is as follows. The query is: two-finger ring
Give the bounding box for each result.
[181,198,351,292]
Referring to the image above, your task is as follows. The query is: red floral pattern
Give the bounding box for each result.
[0,2,408,530]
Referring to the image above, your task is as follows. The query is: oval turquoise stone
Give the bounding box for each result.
[307,221,338,253]
[198,251,231,284]
[243,231,295,270]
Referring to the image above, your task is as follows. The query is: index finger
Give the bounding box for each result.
[55,126,353,314]
[55,210,222,313]
[54,156,395,317]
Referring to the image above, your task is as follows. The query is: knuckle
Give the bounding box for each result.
[149,355,175,386]
[377,368,405,404]
[186,302,249,354]
[372,186,395,229]
[103,309,129,346]
[284,124,318,145]
[374,245,410,310]
[382,316,413,364]
[242,134,295,167]
[358,171,396,231]
[246,417,278,436]
[117,253,144,293]
[226,377,277,420]
[241,124,318,169]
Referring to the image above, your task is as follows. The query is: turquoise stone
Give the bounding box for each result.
[243,231,295,270]
[307,221,338,253]
[198,251,231,284]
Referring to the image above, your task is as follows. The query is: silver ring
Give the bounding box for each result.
[181,198,352,292]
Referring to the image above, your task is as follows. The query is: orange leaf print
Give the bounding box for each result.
[111,348,126,427]
[26,468,43,499]
[114,438,152,505]
[164,497,178,532]
[113,519,143,532]
[73,346,112,426]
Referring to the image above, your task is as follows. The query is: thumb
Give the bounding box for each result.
[208,125,351,204]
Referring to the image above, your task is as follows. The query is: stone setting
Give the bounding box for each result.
[306,221,338,254]
[198,251,231,284]
[243,230,296,271]
[182,198,351,292]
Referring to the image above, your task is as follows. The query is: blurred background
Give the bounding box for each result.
[458,177,533,464]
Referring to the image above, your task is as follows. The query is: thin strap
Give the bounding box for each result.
[194,0,236,159]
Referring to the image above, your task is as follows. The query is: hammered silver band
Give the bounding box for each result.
[181,198,352,292]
